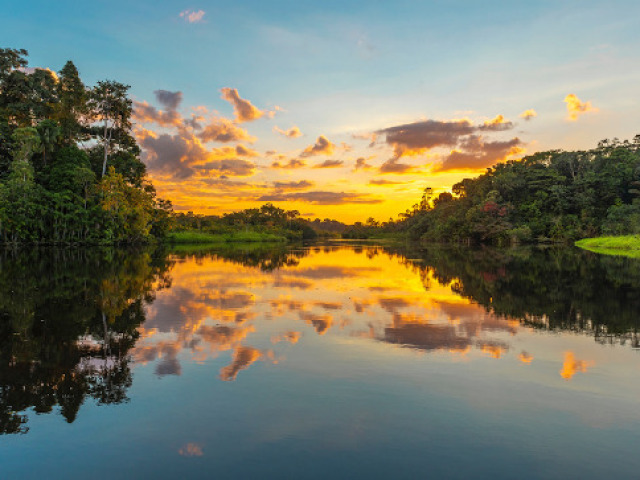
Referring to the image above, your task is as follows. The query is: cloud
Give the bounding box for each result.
[179,443,203,457]
[271,158,306,169]
[271,331,301,344]
[480,114,513,131]
[133,101,182,127]
[136,127,257,179]
[154,90,183,110]
[300,135,335,157]
[436,135,523,172]
[273,180,314,190]
[197,117,256,143]
[138,131,202,178]
[300,312,333,335]
[564,94,598,121]
[219,346,263,381]
[195,158,256,177]
[377,116,520,173]
[234,144,259,157]
[384,323,471,352]
[379,158,416,174]
[369,179,404,185]
[258,191,383,205]
[378,117,516,159]
[352,132,378,147]
[354,157,374,170]
[314,159,344,168]
[179,9,205,23]
[274,125,303,138]
[519,109,537,121]
[560,351,594,380]
[378,119,476,158]
[220,87,265,122]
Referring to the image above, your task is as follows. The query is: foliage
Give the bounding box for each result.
[575,235,640,258]
[392,137,640,244]
[166,230,286,244]
[173,203,318,242]
[0,48,172,244]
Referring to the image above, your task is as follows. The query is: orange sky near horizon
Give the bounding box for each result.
[135,91,605,223]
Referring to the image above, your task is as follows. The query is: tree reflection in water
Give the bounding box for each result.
[2,242,639,435]
[0,247,172,434]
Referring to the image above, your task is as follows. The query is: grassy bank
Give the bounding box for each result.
[575,235,640,258]
[166,230,287,244]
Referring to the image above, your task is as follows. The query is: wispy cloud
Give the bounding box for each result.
[314,159,343,168]
[274,125,303,138]
[179,9,205,23]
[258,191,382,205]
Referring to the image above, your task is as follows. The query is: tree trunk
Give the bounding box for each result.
[102,117,108,177]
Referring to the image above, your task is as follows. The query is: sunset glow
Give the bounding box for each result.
[7,1,640,222]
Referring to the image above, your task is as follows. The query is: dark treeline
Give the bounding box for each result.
[0,48,172,244]
[394,137,640,244]
[0,247,172,433]
[174,203,325,240]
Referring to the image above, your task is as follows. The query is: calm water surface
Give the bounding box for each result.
[1,243,640,479]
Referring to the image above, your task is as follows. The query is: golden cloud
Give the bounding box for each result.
[197,117,256,143]
[300,135,335,157]
[564,94,598,121]
[219,345,263,381]
[221,87,265,122]
[314,159,344,168]
[519,109,537,121]
[274,125,303,138]
[258,191,383,205]
[560,351,594,380]
[271,158,306,169]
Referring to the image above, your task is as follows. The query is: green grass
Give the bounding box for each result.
[575,235,640,258]
[166,230,286,245]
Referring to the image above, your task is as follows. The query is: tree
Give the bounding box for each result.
[36,119,60,166]
[55,61,86,144]
[89,81,132,177]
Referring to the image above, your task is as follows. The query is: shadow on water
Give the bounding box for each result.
[1,242,639,434]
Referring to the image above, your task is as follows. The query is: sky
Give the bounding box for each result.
[4,0,640,222]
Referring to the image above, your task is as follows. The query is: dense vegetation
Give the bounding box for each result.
[0,48,172,244]
[173,203,319,241]
[395,137,640,244]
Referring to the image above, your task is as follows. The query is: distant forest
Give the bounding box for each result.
[348,137,640,244]
[0,48,172,244]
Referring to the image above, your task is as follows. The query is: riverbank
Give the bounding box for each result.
[166,231,287,244]
[575,235,640,258]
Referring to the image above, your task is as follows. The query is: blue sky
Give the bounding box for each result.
[4,1,640,219]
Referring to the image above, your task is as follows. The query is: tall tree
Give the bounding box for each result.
[55,61,86,144]
[89,81,132,177]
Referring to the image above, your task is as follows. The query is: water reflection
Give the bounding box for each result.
[0,248,172,433]
[1,243,640,436]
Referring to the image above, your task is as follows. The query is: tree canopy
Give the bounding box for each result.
[0,48,172,244]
